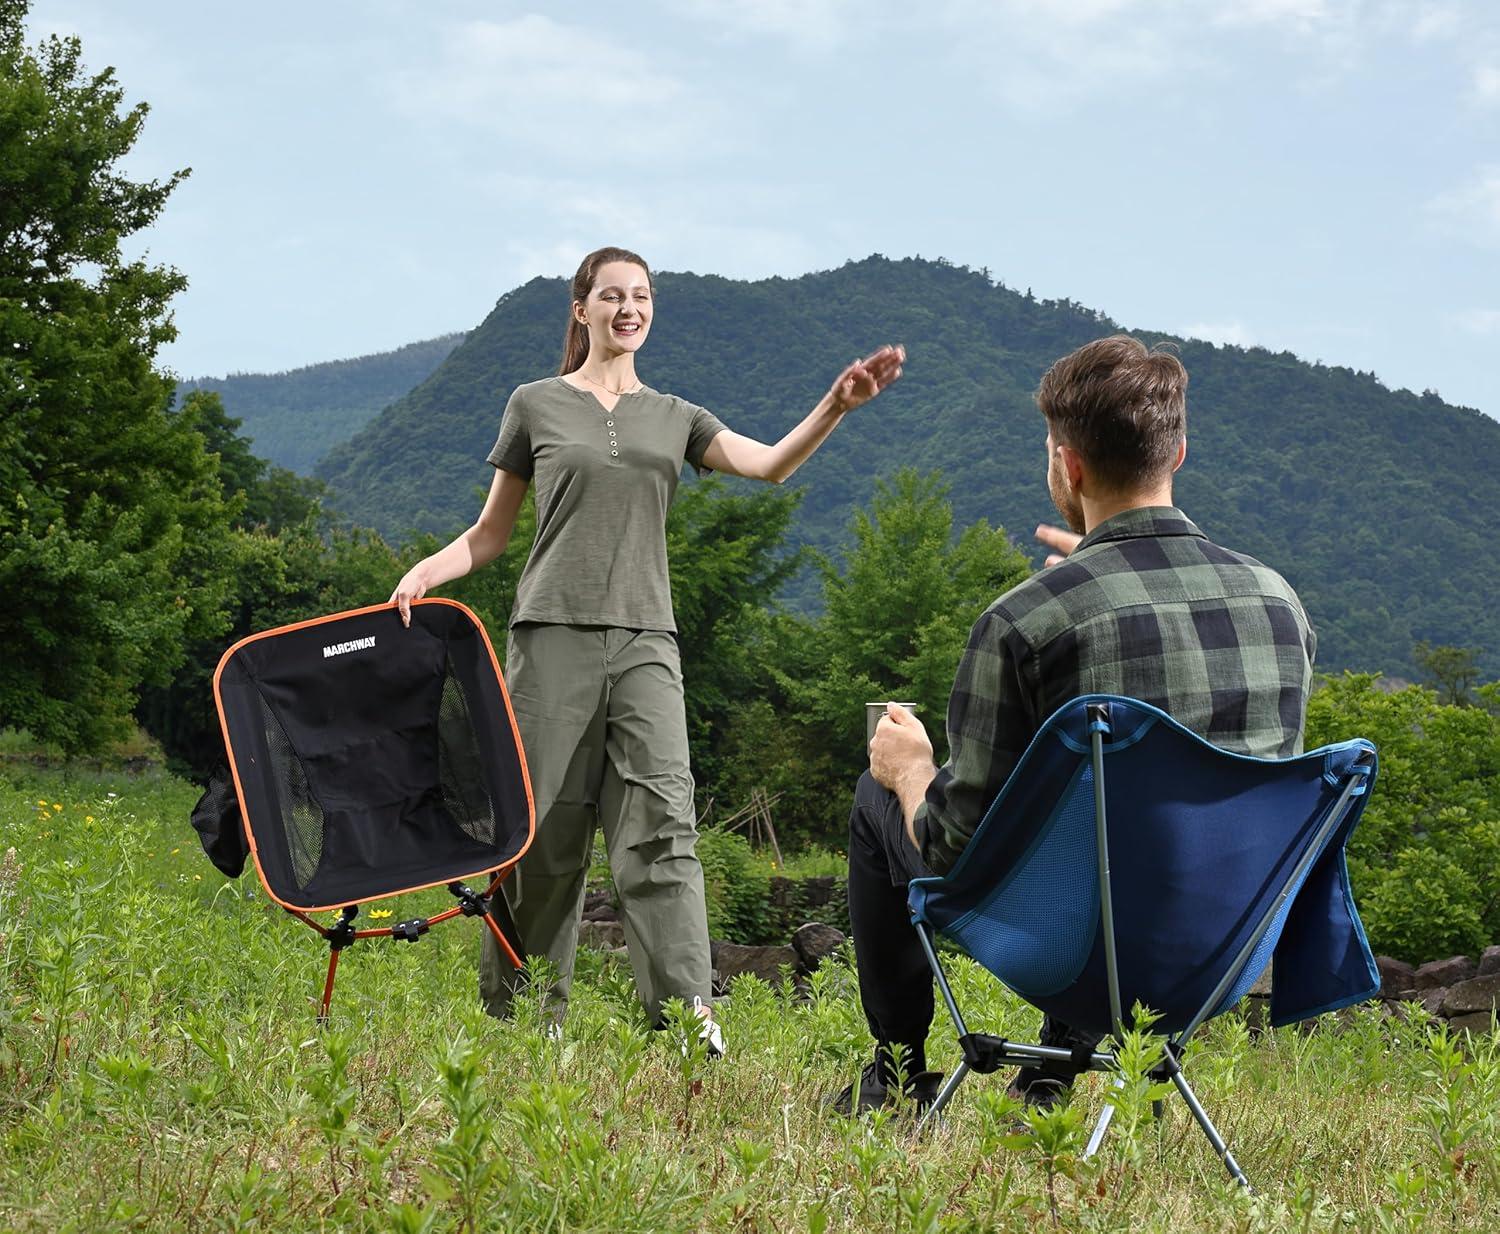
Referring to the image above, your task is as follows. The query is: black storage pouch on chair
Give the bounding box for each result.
[191,762,250,878]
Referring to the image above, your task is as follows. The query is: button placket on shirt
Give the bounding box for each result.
[607,417,618,459]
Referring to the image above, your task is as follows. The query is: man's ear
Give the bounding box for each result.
[1057,443,1087,492]
[1171,437,1187,473]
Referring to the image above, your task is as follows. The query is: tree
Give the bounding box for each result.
[1413,641,1481,708]
[665,478,806,786]
[0,5,227,751]
[708,469,1031,847]
[138,518,405,780]
[134,393,400,779]
[795,468,1031,769]
[175,390,324,533]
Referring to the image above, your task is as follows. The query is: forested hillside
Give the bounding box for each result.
[313,257,1500,678]
[178,333,464,473]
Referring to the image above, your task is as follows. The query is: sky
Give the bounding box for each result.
[25,0,1500,417]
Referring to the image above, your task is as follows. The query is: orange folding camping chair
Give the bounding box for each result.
[192,599,535,1020]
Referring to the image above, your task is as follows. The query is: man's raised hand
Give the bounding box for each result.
[1035,523,1082,568]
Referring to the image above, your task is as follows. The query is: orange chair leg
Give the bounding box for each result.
[318,947,342,1024]
[482,911,524,970]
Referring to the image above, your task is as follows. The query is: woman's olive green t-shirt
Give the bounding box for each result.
[487,376,727,632]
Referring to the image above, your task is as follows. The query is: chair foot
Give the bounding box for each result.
[1083,1074,1125,1158]
[915,1061,970,1136]
[1083,1103,1114,1158]
[1169,1068,1250,1188]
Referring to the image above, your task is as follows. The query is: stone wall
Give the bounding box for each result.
[767,874,847,938]
[1246,944,1500,1033]
[1371,947,1500,1034]
[577,887,848,993]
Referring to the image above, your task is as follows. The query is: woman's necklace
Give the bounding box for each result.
[575,370,641,397]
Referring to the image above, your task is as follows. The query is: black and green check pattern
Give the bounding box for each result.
[917,506,1316,873]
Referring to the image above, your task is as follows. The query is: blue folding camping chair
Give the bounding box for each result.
[908,695,1379,1187]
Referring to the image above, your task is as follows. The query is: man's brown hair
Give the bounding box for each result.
[1037,335,1188,492]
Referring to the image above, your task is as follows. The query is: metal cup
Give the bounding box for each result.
[866,701,919,746]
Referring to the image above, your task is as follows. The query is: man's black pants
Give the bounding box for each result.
[847,769,1100,1093]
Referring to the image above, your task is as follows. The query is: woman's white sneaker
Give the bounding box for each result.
[692,995,725,1059]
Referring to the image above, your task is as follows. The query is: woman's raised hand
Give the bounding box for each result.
[827,344,905,414]
[388,566,430,628]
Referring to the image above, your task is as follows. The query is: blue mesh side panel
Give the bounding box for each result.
[1214,898,1285,1015]
[946,765,1099,998]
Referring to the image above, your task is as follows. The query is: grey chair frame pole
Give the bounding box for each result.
[1090,714,1124,1036]
[1084,1075,1125,1157]
[916,923,971,1132]
[917,921,970,1039]
[1084,708,1125,1162]
[1167,1062,1248,1187]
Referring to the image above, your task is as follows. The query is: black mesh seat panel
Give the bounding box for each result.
[214,601,533,911]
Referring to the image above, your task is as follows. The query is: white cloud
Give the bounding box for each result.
[1452,308,1500,334]
[1211,0,1338,33]
[1407,3,1463,41]
[392,15,706,158]
[1180,321,1255,347]
[915,0,1500,111]
[480,169,821,285]
[1428,165,1500,247]
[1475,63,1500,104]
[923,0,1184,111]
[971,0,1141,26]
[916,0,1381,113]
[660,0,861,52]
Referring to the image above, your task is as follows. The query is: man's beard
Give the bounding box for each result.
[1048,457,1085,534]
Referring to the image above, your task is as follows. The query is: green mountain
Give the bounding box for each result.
[313,256,1500,679]
[178,333,465,474]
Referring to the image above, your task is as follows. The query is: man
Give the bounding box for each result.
[831,335,1316,1115]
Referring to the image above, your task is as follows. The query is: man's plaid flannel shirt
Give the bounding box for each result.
[916,506,1317,874]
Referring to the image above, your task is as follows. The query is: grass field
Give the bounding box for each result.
[1,762,1497,1232]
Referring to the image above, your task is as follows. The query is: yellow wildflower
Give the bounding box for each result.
[85,816,95,823]
[193,874,202,881]
[52,803,61,810]
[369,909,393,920]
[171,848,179,855]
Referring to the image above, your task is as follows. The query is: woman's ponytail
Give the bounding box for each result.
[559,315,590,376]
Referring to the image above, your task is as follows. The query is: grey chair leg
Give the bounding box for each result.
[1169,1069,1249,1188]
[1083,1074,1124,1159]
[915,1061,971,1136]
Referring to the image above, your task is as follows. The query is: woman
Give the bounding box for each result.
[390,246,903,1050]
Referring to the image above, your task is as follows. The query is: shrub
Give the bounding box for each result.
[695,828,774,944]
[1306,674,1500,962]
[695,832,851,943]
